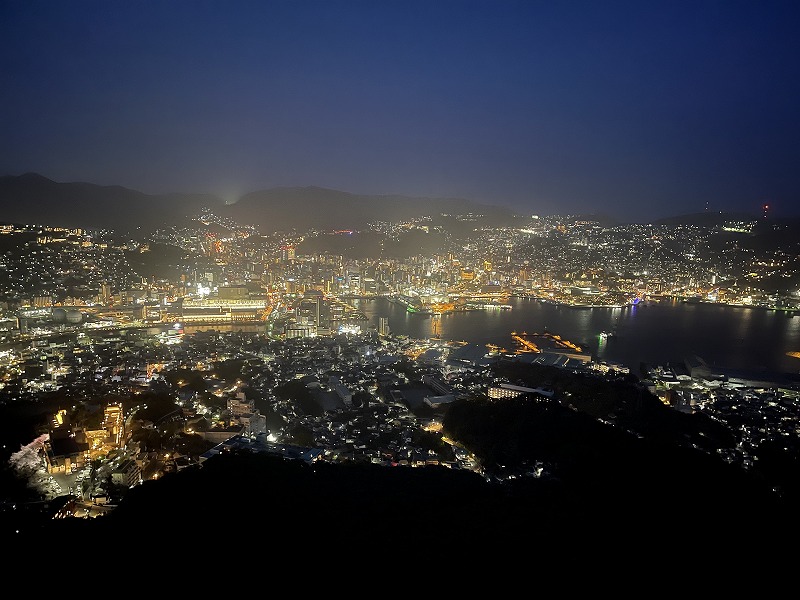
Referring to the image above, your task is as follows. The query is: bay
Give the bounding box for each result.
[352,297,800,375]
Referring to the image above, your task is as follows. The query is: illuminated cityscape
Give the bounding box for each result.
[1,206,799,541]
[3,2,800,549]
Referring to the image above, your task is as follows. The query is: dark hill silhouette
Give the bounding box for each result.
[653,211,759,227]
[3,363,798,564]
[219,185,516,231]
[0,174,517,234]
[704,216,800,258]
[10,398,792,551]
[297,227,450,259]
[0,173,217,234]
[745,217,800,251]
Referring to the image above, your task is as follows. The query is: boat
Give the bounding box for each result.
[599,323,619,340]
[389,294,432,314]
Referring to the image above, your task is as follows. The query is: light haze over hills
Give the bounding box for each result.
[0,173,515,234]
[0,172,776,235]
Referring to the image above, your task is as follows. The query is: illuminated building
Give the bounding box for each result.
[284,323,317,338]
[488,383,554,400]
[378,317,390,336]
[218,285,249,300]
[111,459,142,488]
[281,245,296,262]
[180,296,268,323]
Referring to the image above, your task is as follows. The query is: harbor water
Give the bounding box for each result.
[352,297,800,375]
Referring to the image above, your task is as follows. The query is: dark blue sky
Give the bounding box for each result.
[2,1,799,222]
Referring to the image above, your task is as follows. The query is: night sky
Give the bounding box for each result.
[2,1,799,222]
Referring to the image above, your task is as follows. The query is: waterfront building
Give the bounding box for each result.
[180,296,268,323]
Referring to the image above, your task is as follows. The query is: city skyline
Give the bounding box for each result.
[2,1,799,222]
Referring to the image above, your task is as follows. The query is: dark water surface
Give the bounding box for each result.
[353,297,800,375]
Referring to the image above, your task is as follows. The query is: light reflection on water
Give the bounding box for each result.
[178,298,800,375]
[355,297,800,374]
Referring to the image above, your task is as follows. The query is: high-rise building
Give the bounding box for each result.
[297,293,322,327]
[100,282,112,304]
[362,278,378,294]
[281,245,296,262]
[378,317,390,336]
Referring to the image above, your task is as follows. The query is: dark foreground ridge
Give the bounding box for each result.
[11,441,794,553]
[4,352,799,559]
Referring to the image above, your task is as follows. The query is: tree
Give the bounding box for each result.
[168,432,215,458]
[351,391,371,408]
[287,423,315,447]
[130,427,165,452]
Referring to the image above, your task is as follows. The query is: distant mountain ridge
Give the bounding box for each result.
[0,173,515,233]
[0,173,217,234]
[0,173,776,234]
